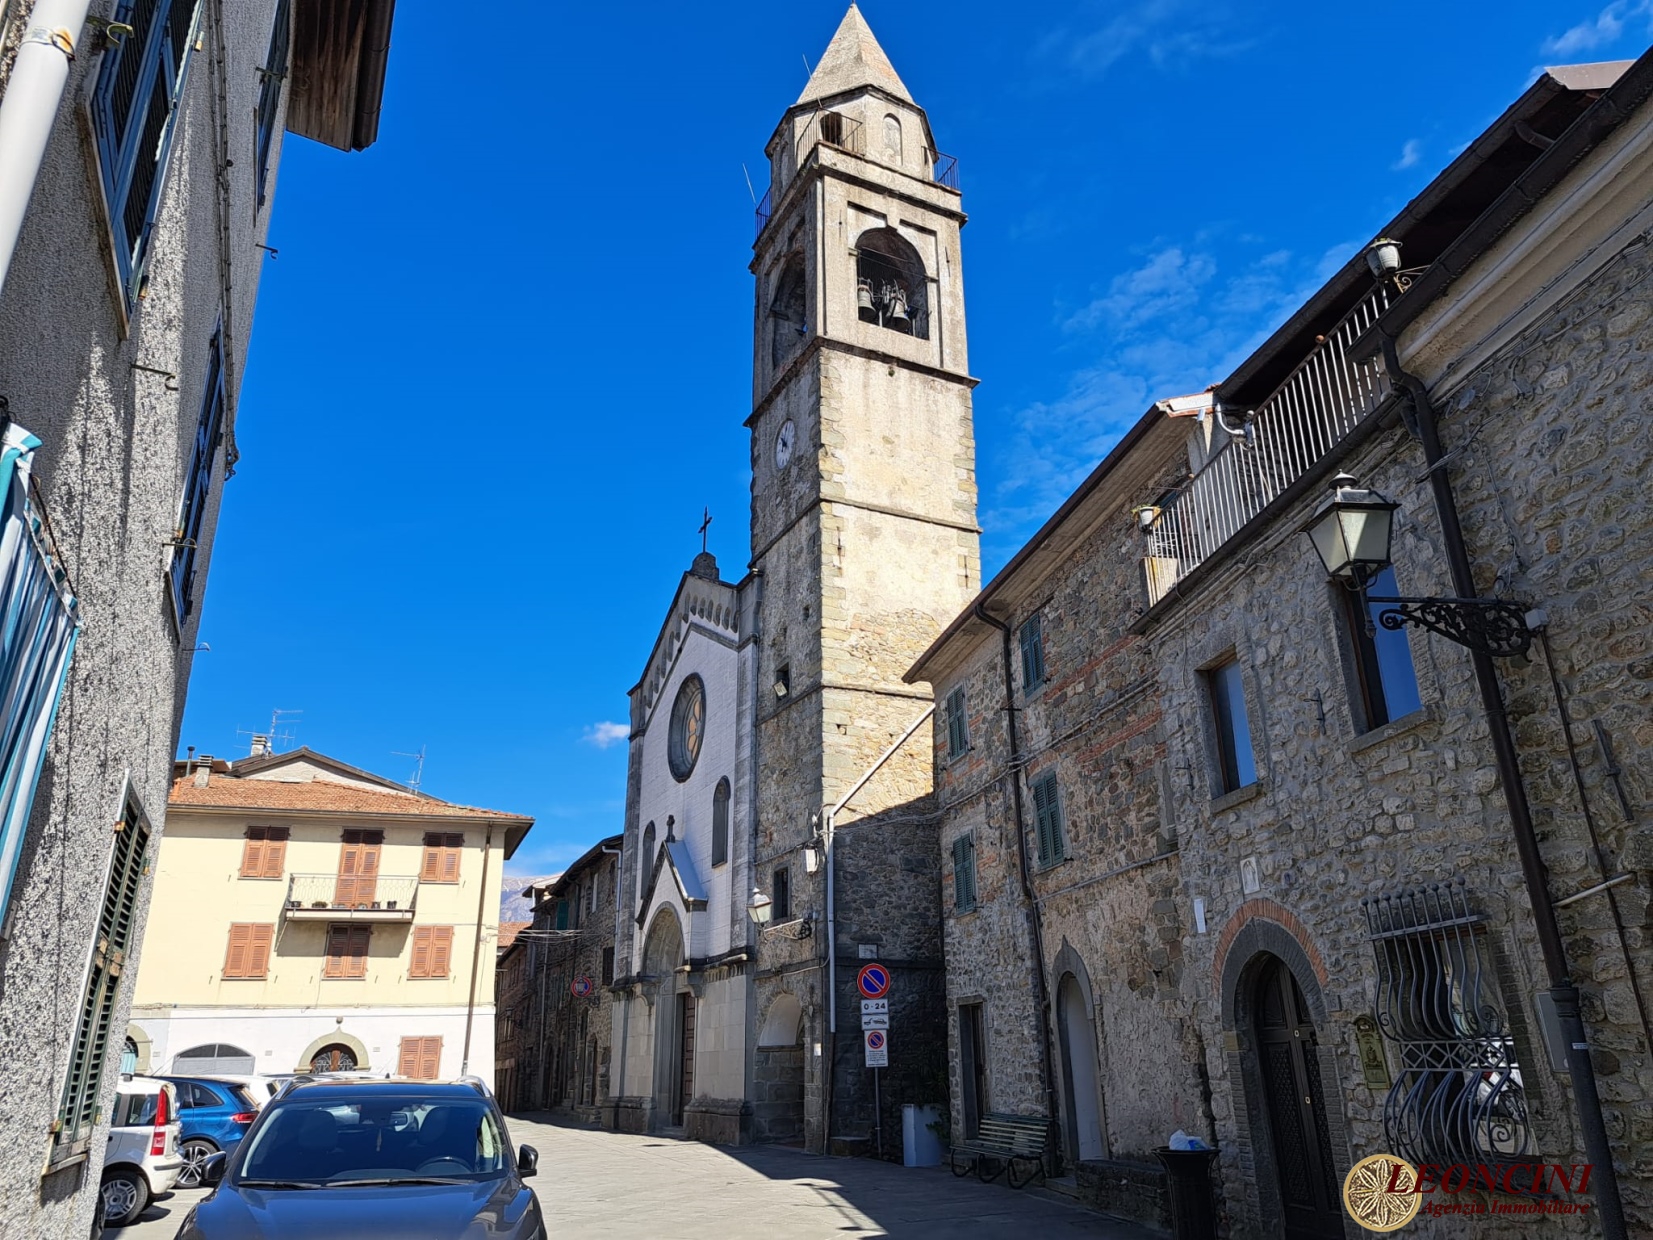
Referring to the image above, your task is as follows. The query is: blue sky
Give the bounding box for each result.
[178,1,1653,877]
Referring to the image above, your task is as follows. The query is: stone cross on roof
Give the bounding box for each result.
[797,4,913,106]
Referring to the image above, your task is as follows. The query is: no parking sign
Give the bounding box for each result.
[856,963,891,1000]
[864,1029,888,1068]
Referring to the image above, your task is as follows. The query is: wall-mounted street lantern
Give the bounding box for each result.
[746,887,773,925]
[1302,473,1538,658]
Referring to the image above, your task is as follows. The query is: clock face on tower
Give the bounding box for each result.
[774,420,795,469]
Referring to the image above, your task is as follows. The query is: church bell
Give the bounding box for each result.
[857,279,875,313]
[887,285,910,329]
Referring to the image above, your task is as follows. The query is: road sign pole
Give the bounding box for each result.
[874,1066,882,1159]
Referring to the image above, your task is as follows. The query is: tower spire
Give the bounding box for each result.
[796,4,913,106]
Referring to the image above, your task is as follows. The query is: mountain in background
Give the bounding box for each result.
[501,873,558,923]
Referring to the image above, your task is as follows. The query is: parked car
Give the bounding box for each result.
[178,1078,543,1239]
[160,1077,261,1187]
[100,1076,183,1228]
[192,1073,283,1109]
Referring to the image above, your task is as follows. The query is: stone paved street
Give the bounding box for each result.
[117,1114,1163,1239]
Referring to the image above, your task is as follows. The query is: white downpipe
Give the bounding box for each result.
[824,703,934,1040]
[0,0,94,300]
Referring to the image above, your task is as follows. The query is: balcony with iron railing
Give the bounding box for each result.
[1142,285,1395,606]
[283,873,419,922]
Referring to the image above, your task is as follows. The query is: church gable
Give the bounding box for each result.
[634,837,708,927]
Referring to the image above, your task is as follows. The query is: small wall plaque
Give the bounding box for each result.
[1353,1016,1391,1088]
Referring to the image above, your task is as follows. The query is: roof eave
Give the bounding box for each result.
[285,0,397,152]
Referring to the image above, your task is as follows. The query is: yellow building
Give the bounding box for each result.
[129,749,533,1082]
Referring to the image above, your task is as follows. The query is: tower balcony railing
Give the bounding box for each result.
[283,873,419,922]
[754,186,772,240]
[927,148,960,190]
[1142,285,1395,606]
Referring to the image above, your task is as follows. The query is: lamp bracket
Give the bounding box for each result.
[1365,595,1534,658]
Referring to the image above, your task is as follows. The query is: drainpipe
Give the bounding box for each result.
[0,0,95,300]
[822,702,935,1152]
[973,602,1059,1135]
[1376,331,1626,1240]
[461,821,495,1076]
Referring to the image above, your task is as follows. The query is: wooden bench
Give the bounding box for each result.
[950,1113,1050,1188]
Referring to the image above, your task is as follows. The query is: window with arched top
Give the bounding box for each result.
[855,228,929,340]
[769,254,808,370]
[883,114,902,161]
[641,821,656,899]
[711,778,730,867]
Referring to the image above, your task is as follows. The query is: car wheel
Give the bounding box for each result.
[100,1168,149,1228]
[177,1138,218,1189]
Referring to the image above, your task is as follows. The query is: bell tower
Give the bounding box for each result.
[747,4,979,1151]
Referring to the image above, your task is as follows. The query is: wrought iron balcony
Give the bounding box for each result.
[1143,285,1394,605]
[282,873,419,922]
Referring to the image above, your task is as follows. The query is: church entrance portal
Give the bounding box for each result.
[643,909,690,1132]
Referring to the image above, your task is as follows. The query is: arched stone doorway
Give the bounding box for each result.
[642,908,691,1130]
[297,1030,370,1074]
[310,1043,358,1072]
[1056,972,1105,1164]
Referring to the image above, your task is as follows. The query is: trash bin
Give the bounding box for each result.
[902,1103,943,1167]
[1154,1146,1218,1240]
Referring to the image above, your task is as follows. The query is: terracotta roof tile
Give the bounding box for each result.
[168,773,529,821]
[497,922,530,952]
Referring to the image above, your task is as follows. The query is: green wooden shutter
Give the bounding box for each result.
[1020,615,1045,691]
[952,836,973,910]
[946,687,968,758]
[1033,773,1063,867]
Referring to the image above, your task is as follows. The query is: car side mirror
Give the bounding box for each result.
[516,1145,538,1178]
[201,1151,228,1189]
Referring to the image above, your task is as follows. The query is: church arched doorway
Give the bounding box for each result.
[1250,954,1342,1240]
[1056,972,1105,1164]
[643,909,692,1130]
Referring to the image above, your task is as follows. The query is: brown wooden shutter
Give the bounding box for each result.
[224,924,250,977]
[347,926,370,977]
[421,1037,442,1078]
[410,927,432,978]
[240,829,265,878]
[397,1036,443,1078]
[420,837,440,883]
[247,924,274,977]
[439,836,461,883]
[263,829,289,878]
[431,926,453,978]
[397,1037,418,1076]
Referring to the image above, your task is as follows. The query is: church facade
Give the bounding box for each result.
[606,5,979,1152]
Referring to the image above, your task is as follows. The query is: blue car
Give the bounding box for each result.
[161,1077,261,1188]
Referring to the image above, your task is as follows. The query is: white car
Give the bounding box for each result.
[99,1076,183,1227]
[190,1073,282,1109]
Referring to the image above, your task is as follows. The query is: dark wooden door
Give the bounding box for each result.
[675,993,696,1124]
[1254,957,1343,1240]
[960,1003,987,1138]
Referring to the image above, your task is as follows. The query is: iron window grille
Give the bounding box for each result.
[1019,613,1046,694]
[945,685,969,759]
[90,0,203,308]
[55,784,152,1160]
[1364,879,1531,1170]
[254,0,291,207]
[951,833,977,911]
[1031,771,1066,868]
[169,324,226,626]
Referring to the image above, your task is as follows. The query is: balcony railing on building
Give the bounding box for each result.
[283,873,419,922]
[1142,285,1394,605]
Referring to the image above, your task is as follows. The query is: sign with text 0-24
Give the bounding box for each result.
[864,1029,888,1068]
[856,963,891,1000]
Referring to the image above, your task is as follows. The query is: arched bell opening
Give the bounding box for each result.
[855,227,929,339]
[769,254,808,370]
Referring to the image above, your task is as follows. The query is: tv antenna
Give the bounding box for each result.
[393,746,427,796]
[237,708,301,757]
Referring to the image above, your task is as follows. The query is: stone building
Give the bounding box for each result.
[911,53,1653,1238]
[605,4,976,1152]
[0,0,392,1231]
[498,836,621,1118]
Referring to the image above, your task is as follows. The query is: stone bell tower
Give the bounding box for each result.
[746,4,979,1151]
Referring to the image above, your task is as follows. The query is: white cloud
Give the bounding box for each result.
[1038,0,1258,80]
[581,721,630,749]
[1543,1,1652,55]
[1392,139,1422,171]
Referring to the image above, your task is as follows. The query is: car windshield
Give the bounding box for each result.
[236,1093,509,1185]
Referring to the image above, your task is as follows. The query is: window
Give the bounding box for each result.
[601,945,615,985]
[554,898,569,931]
[883,114,903,160]
[397,1036,443,1079]
[711,778,730,867]
[1343,566,1423,730]
[1019,614,1046,693]
[54,785,151,1160]
[773,866,791,920]
[169,325,226,624]
[324,924,372,978]
[223,923,274,978]
[90,0,202,305]
[240,826,288,879]
[1365,880,1529,1167]
[640,822,656,895]
[1207,657,1257,793]
[1031,772,1065,867]
[254,0,291,207]
[668,675,706,781]
[410,925,454,979]
[855,227,930,339]
[945,685,969,759]
[420,833,463,883]
[951,834,977,911]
